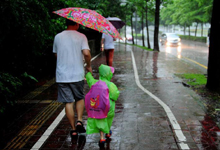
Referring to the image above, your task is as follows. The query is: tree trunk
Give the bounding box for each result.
[141,11,145,47]
[206,0,220,92]
[195,22,198,37]
[153,0,160,51]
[188,26,191,37]
[145,0,151,49]
[125,16,127,44]
[201,23,203,37]
[184,24,186,35]
[135,11,138,45]
[131,14,135,45]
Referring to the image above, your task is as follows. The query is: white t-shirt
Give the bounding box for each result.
[53,30,90,83]
[102,33,114,49]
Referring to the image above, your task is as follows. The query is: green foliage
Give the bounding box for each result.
[22,72,38,82]
[0,71,39,113]
[0,72,22,113]
[0,0,68,114]
[160,0,213,26]
[177,74,207,86]
[179,35,206,43]
[123,42,153,51]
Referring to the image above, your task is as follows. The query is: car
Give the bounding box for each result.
[124,34,133,41]
[160,33,181,46]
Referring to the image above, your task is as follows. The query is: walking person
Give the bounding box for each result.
[85,64,119,148]
[101,33,116,66]
[53,19,92,139]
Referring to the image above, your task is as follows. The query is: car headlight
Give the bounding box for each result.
[166,42,171,46]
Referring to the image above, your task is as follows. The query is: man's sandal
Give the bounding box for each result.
[70,130,78,139]
[76,120,86,134]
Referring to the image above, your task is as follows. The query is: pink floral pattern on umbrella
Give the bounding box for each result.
[53,7,121,39]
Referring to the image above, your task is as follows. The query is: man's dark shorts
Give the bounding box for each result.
[57,80,84,103]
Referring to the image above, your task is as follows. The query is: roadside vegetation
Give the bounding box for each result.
[0,0,128,114]
[122,42,153,51]
[176,73,220,127]
[179,35,207,43]
[132,44,153,51]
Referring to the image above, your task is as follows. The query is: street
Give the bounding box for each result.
[160,40,208,74]
[120,32,208,74]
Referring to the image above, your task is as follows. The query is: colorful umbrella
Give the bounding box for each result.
[106,17,125,29]
[53,7,122,39]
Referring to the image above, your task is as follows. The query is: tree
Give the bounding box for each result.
[160,0,213,37]
[145,0,151,49]
[206,0,220,92]
[153,0,160,51]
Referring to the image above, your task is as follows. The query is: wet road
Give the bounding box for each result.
[1,43,220,150]
[121,33,208,74]
[159,40,208,74]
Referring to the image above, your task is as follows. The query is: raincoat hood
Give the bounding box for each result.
[99,64,114,81]
[86,64,119,102]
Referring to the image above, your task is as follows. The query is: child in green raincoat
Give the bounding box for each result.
[85,64,119,148]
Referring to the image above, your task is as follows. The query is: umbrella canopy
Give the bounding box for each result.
[53,7,121,39]
[106,17,125,29]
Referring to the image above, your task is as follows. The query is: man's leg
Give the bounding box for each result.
[75,99,86,133]
[65,102,76,132]
[105,50,109,65]
[108,49,114,66]
[76,99,84,122]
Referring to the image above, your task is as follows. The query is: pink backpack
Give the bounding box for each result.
[85,80,110,119]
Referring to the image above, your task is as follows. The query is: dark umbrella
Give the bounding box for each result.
[106,17,125,29]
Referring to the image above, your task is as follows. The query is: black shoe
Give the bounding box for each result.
[105,130,112,139]
[76,120,86,135]
[77,135,86,150]
[70,130,78,141]
[99,139,106,149]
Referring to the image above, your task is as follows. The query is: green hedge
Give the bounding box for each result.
[179,35,207,43]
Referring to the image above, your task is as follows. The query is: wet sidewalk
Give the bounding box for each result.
[2,43,220,150]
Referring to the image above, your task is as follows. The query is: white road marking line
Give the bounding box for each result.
[130,50,189,150]
[31,109,65,149]
[31,52,101,150]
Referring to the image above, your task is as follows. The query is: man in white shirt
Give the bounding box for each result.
[101,33,116,66]
[53,19,92,139]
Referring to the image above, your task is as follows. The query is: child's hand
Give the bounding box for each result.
[85,65,93,75]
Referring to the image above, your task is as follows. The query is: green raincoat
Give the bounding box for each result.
[85,64,120,134]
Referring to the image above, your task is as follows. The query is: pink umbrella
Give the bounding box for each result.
[53,7,122,39]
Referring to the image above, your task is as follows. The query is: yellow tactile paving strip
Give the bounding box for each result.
[3,101,61,150]
[20,78,55,102]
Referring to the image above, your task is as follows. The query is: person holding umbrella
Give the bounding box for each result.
[53,19,92,139]
[101,33,116,66]
[53,7,121,140]
[101,17,125,66]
